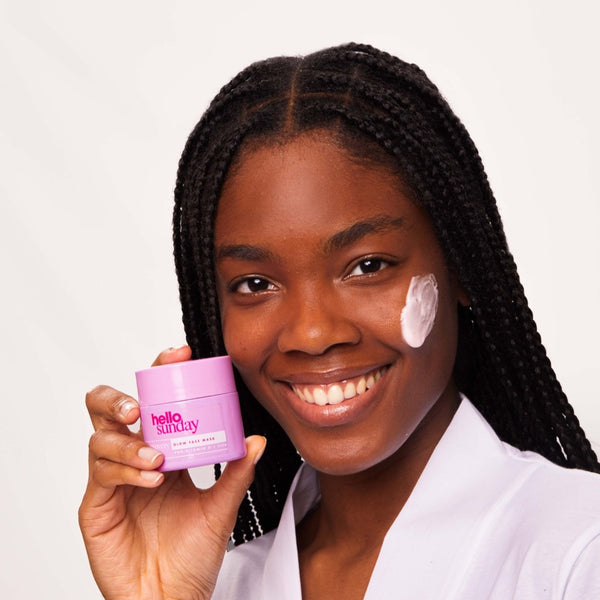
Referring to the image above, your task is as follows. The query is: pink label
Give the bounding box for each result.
[139,391,246,471]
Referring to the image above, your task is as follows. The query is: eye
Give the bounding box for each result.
[346,257,390,278]
[232,276,277,294]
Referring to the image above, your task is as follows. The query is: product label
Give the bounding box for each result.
[151,410,199,435]
[170,430,227,452]
[140,395,243,466]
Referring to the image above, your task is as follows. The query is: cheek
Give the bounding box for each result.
[220,310,262,368]
[220,306,279,391]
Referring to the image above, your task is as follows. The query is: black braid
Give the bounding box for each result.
[173,42,599,545]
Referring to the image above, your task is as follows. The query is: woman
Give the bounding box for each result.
[80,43,600,599]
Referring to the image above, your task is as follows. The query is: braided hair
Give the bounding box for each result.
[173,42,599,545]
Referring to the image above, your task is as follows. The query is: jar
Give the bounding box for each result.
[136,356,246,471]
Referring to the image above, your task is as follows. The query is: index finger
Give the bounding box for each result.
[85,384,139,433]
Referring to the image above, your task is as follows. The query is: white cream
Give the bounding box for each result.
[401,274,439,348]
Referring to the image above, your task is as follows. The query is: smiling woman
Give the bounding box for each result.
[80,43,600,600]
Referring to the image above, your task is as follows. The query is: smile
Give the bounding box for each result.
[290,367,388,406]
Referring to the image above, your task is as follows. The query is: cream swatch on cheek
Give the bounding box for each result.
[401,274,439,348]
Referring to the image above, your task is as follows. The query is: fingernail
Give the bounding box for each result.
[140,470,163,483]
[138,446,161,464]
[253,437,267,465]
[120,401,137,417]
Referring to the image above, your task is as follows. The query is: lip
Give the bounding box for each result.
[274,363,392,428]
[280,365,385,386]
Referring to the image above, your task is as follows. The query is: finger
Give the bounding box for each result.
[151,344,192,367]
[83,449,166,513]
[206,436,267,529]
[90,457,164,490]
[86,385,140,432]
[89,429,164,471]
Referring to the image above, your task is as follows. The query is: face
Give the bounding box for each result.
[214,133,463,476]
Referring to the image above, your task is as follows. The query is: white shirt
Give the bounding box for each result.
[213,399,600,599]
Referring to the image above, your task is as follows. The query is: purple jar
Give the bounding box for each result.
[136,356,246,472]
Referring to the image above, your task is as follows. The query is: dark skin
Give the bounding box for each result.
[215,132,467,599]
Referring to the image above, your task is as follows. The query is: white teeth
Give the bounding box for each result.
[303,387,314,403]
[327,385,344,405]
[313,387,328,406]
[356,378,367,394]
[292,368,386,406]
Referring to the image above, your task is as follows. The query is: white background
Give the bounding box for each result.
[1,1,598,597]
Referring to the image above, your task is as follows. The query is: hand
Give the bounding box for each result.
[79,346,266,600]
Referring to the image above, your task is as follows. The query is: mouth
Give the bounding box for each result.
[289,366,388,406]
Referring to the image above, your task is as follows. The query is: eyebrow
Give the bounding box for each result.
[323,215,405,254]
[216,244,276,263]
[215,214,405,263]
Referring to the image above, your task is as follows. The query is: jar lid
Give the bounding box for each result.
[135,356,237,406]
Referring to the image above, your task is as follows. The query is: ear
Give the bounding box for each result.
[449,268,471,307]
[457,283,470,307]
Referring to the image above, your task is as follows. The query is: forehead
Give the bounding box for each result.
[216,133,419,238]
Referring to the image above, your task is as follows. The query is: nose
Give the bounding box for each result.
[276,286,361,355]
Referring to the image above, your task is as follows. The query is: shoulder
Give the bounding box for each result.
[475,441,600,596]
[561,532,600,599]
[497,442,600,528]
[436,399,600,595]
[457,398,600,531]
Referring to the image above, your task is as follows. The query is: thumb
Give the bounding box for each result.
[151,345,192,367]
[207,435,267,529]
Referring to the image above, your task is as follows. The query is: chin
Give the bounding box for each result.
[297,437,401,477]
